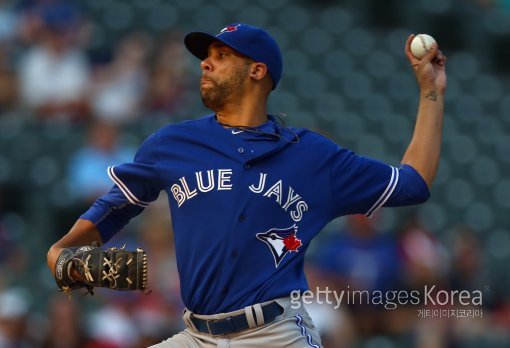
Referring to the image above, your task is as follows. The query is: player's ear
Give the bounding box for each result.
[249,62,268,81]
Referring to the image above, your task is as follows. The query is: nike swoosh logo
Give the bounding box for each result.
[232,129,245,134]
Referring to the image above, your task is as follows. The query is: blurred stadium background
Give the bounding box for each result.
[0,0,509,347]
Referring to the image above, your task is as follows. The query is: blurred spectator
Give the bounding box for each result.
[449,225,488,292]
[132,300,180,348]
[0,224,28,287]
[66,120,135,205]
[0,287,34,347]
[394,214,451,347]
[17,1,91,121]
[397,213,447,290]
[476,0,510,10]
[41,296,87,348]
[0,187,28,289]
[443,224,502,347]
[0,54,17,110]
[89,32,151,124]
[146,31,189,118]
[86,299,140,348]
[311,214,402,293]
[0,1,17,43]
[308,214,403,339]
[0,0,19,110]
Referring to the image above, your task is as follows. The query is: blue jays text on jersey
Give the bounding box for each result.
[170,169,308,222]
[81,114,430,315]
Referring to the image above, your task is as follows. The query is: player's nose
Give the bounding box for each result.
[200,58,212,71]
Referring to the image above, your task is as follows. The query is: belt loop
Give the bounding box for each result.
[253,303,265,326]
[183,308,198,331]
[244,306,257,329]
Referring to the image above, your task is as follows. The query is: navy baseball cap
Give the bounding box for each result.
[184,23,283,90]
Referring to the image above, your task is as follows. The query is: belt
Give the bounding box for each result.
[191,302,284,336]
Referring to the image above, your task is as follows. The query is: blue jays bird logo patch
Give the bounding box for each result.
[256,224,302,268]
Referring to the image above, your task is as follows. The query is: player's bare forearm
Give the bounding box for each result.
[401,34,447,189]
[401,89,444,188]
[47,219,103,277]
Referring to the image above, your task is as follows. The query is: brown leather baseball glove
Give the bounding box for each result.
[54,243,148,296]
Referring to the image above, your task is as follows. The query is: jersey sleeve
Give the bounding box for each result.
[382,163,430,208]
[330,148,429,218]
[80,132,165,242]
[80,185,145,242]
[107,132,164,207]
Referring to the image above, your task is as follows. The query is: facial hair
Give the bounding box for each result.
[201,66,249,111]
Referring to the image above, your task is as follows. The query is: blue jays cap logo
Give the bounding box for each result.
[256,224,302,268]
[219,24,240,34]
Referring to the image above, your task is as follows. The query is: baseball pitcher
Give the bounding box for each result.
[47,23,447,347]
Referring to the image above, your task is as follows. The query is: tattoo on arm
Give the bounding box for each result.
[425,91,438,101]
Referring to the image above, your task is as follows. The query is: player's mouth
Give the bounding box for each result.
[200,78,215,87]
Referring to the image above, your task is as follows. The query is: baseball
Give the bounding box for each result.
[410,34,436,59]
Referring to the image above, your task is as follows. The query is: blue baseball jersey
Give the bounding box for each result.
[81,114,429,315]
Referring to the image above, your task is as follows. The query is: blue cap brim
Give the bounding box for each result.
[184,32,221,61]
